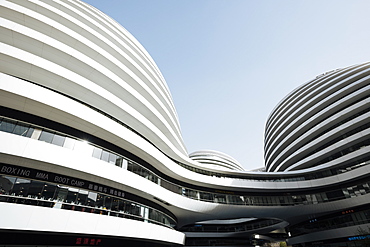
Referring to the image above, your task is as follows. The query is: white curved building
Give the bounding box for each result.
[265,63,370,172]
[189,150,244,171]
[1,1,370,247]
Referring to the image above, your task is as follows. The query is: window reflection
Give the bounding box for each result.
[0,174,177,228]
[12,178,31,197]
[0,176,15,194]
[39,130,54,143]
[0,118,16,133]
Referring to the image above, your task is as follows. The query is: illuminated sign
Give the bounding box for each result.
[348,235,370,241]
[342,209,354,214]
[75,237,102,245]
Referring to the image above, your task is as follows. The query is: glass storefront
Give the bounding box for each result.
[0,173,176,228]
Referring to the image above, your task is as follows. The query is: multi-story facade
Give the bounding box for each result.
[0,1,370,246]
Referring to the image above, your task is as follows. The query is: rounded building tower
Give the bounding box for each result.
[189,150,244,171]
[264,63,370,172]
[0,0,186,245]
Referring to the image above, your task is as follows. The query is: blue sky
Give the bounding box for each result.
[84,0,370,171]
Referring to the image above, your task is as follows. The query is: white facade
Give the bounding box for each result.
[1,1,370,247]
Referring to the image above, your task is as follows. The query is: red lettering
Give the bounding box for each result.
[76,238,82,244]
[96,239,102,245]
[83,238,89,245]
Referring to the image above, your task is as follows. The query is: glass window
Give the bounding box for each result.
[0,119,16,133]
[108,153,117,165]
[86,192,97,207]
[127,161,135,172]
[215,194,226,203]
[92,147,102,159]
[76,190,88,205]
[12,178,31,197]
[115,156,123,168]
[118,199,125,213]
[104,196,113,210]
[101,150,109,162]
[200,192,213,202]
[122,201,130,214]
[96,194,106,208]
[111,198,121,212]
[25,127,34,138]
[42,183,58,201]
[39,130,54,143]
[65,188,79,203]
[63,137,75,149]
[13,123,33,137]
[28,181,45,199]
[131,203,141,216]
[55,186,69,202]
[51,134,65,147]
[0,175,15,194]
[121,159,128,169]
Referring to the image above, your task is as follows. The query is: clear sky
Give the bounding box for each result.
[84,0,370,171]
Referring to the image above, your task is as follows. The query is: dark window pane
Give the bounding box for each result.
[12,178,31,197]
[0,175,16,194]
[104,196,113,210]
[39,130,54,143]
[0,119,16,133]
[25,127,34,138]
[111,198,120,212]
[55,186,69,202]
[87,192,97,207]
[96,194,105,208]
[28,181,45,198]
[115,157,123,167]
[65,188,78,203]
[51,134,65,146]
[13,123,30,136]
[127,161,134,172]
[42,183,58,200]
[77,190,88,205]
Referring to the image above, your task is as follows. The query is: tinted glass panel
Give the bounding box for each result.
[39,130,54,143]
[28,180,45,198]
[65,188,78,203]
[13,123,30,136]
[25,127,34,137]
[87,192,97,207]
[104,196,113,210]
[55,186,68,202]
[77,190,88,205]
[115,157,123,167]
[96,194,105,208]
[108,153,117,165]
[12,178,31,196]
[51,134,65,146]
[0,120,16,133]
[42,183,58,200]
[0,175,15,194]
[101,150,109,162]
